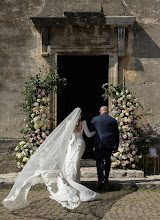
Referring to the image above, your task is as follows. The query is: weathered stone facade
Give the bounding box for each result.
[0,0,160,158]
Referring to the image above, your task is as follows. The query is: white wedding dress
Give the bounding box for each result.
[2,108,99,210]
[49,120,98,209]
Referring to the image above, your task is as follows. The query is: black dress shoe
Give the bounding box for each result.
[97,182,104,190]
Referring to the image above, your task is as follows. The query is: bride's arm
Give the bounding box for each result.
[82,120,96,137]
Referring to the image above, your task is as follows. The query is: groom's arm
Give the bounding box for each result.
[89,118,96,132]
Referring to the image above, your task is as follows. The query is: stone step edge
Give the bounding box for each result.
[1,178,160,190]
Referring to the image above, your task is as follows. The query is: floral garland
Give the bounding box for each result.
[102,83,144,169]
[15,67,66,169]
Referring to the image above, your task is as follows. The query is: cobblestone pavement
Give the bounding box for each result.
[1,188,160,220]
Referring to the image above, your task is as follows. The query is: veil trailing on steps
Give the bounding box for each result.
[2,107,82,210]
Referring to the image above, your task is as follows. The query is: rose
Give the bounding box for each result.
[115,160,121,166]
[121,161,126,166]
[33,87,37,91]
[132,164,135,168]
[122,154,127,160]
[33,107,37,112]
[38,94,42,98]
[125,160,130,165]
[42,132,46,139]
[132,151,136,155]
[35,129,41,134]
[120,122,124,126]
[111,162,116,168]
[130,158,134,162]
[123,134,127,139]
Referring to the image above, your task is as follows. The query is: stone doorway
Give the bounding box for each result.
[57,55,109,159]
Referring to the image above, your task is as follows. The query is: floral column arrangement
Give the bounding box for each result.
[15,67,66,169]
[102,83,143,169]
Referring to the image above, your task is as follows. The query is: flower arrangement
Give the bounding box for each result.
[102,83,144,169]
[15,67,66,169]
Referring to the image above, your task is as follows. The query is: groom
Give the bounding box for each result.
[90,106,119,188]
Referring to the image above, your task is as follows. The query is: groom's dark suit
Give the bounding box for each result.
[90,113,119,183]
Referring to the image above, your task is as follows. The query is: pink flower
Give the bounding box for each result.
[125,160,130,165]
[26,124,29,128]
[35,129,40,134]
[38,89,42,93]
[38,94,42,98]
[29,138,34,143]
[24,118,27,123]
[42,132,46,139]
[33,87,37,91]
[132,151,136,155]
[33,107,37,112]
[117,99,121,103]
[128,116,133,123]
[112,99,116,103]
[132,164,135,168]
[130,158,134,162]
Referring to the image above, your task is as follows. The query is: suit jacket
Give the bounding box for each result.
[90,113,119,151]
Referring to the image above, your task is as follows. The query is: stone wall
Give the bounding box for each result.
[0,0,160,160]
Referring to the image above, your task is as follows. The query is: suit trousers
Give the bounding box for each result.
[95,148,112,183]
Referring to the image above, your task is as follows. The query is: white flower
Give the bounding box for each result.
[15,146,19,151]
[118,147,124,153]
[34,123,40,129]
[125,112,129,116]
[127,94,132,99]
[30,150,33,154]
[42,114,47,118]
[37,99,41,102]
[42,97,47,102]
[115,160,121,166]
[122,154,127,160]
[133,98,138,103]
[116,92,119,96]
[23,157,29,162]
[125,146,130,151]
[120,92,124,96]
[31,113,35,118]
[34,102,39,106]
[120,122,123,126]
[127,153,132,158]
[121,161,126,166]
[125,90,129,94]
[111,162,116,168]
[16,153,22,159]
[113,152,119,157]
[20,141,25,146]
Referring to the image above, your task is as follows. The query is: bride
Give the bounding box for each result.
[2,107,100,210]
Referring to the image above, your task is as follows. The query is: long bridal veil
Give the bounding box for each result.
[2,107,82,210]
